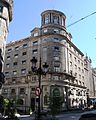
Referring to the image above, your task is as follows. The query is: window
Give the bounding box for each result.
[69,53,72,58]
[83,82,85,86]
[21,69,26,74]
[44,95,48,105]
[15,46,19,50]
[32,49,38,54]
[70,61,72,67]
[31,88,35,91]
[54,29,59,33]
[0,6,3,13]
[13,62,18,66]
[53,16,59,24]
[74,72,77,77]
[78,60,80,64]
[3,89,8,94]
[14,54,18,58]
[7,48,12,52]
[81,62,83,66]
[43,29,47,33]
[33,41,38,46]
[5,72,9,76]
[82,76,84,80]
[23,44,28,48]
[7,56,10,60]
[75,65,77,70]
[54,66,60,72]
[74,57,76,62]
[79,74,81,79]
[53,75,60,80]
[69,44,71,49]
[33,32,38,37]
[53,38,59,42]
[74,49,76,53]
[6,64,10,68]
[13,71,17,75]
[19,88,25,94]
[82,69,84,73]
[78,67,81,72]
[22,60,26,65]
[62,18,65,26]
[54,56,59,61]
[12,79,16,83]
[32,76,37,81]
[79,81,81,85]
[45,15,49,24]
[11,89,16,94]
[22,51,27,56]
[54,46,59,51]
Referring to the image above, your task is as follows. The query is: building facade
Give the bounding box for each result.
[0,0,13,57]
[3,10,90,111]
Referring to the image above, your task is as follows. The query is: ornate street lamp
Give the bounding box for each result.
[30,57,49,120]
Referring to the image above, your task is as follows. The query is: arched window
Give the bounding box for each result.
[45,15,49,24]
[53,16,59,24]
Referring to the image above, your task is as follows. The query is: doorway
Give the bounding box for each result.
[31,98,35,111]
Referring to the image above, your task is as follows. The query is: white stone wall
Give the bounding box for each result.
[0,1,11,58]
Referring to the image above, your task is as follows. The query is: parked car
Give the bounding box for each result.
[79,110,96,120]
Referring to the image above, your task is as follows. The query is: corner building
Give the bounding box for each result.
[0,0,13,57]
[3,10,87,111]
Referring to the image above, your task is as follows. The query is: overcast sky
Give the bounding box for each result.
[8,0,96,67]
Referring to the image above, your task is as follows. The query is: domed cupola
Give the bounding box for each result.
[41,10,66,31]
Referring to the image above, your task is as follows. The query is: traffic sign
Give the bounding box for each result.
[35,87,41,96]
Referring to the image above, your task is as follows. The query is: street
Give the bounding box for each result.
[56,111,82,120]
[18,111,83,120]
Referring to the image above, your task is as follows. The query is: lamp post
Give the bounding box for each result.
[0,48,5,89]
[31,57,48,120]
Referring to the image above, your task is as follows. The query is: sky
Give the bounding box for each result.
[8,0,96,67]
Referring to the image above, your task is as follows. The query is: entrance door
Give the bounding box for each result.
[31,98,35,111]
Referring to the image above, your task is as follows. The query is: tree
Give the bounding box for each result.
[48,95,63,116]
